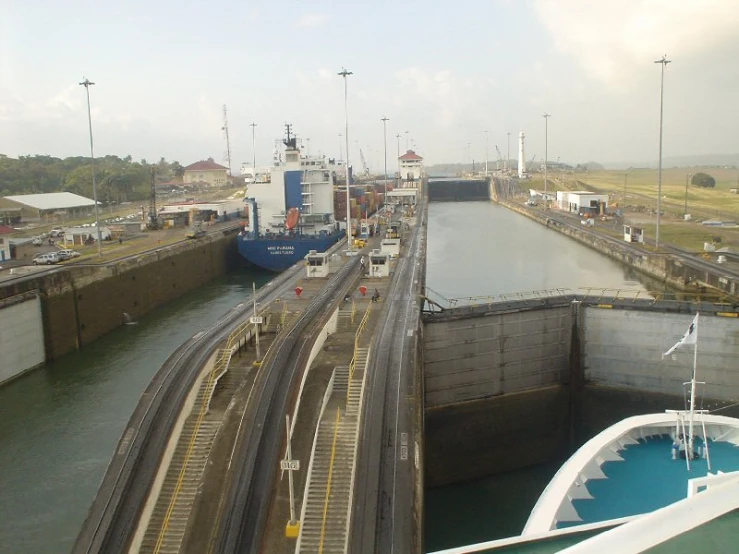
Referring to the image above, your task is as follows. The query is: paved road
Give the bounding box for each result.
[350,206,426,554]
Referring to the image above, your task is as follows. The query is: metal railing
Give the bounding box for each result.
[318,408,342,554]
[346,303,373,404]
[151,315,256,553]
[426,286,739,311]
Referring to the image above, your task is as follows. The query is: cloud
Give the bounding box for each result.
[295,13,329,28]
[534,0,739,87]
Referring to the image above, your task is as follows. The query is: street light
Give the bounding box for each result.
[484,130,489,176]
[395,133,401,188]
[79,77,103,256]
[381,117,389,209]
[543,113,551,202]
[624,171,629,204]
[506,132,511,173]
[338,67,353,251]
[655,55,671,250]
[250,122,257,182]
[685,173,693,217]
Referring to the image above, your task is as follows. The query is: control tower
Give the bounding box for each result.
[518,132,527,179]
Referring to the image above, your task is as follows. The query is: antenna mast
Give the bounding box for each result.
[222,105,232,176]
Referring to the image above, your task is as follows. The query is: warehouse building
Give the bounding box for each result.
[0,193,97,222]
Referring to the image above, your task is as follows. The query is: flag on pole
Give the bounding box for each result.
[663,314,699,358]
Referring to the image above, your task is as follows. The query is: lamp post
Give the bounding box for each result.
[338,68,353,251]
[79,77,103,256]
[543,113,551,203]
[654,55,671,250]
[396,133,401,188]
[685,173,692,217]
[250,122,257,182]
[381,117,389,209]
[624,171,629,204]
[484,130,489,176]
[506,132,511,173]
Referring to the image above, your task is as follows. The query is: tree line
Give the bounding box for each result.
[0,154,186,203]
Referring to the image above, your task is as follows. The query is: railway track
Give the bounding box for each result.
[213,254,362,554]
[350,206,425,554]
[72,260,305,554]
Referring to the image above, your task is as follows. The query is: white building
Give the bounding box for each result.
[398,150,424,187]
[0,192,96,222]
[0,225,13,261]
[556,191,609,215]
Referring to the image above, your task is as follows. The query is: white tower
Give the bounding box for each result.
[518,132,526,179]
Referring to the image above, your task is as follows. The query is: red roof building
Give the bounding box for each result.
[398,150,424,187]
[398,150,423,161]
[183,158,230,187]
[184,159,229,171]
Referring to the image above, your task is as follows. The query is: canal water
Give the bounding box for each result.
[424,201,653,553]
[0,268,272,554]
[0,200,655,554]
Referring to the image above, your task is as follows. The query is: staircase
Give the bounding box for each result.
[138,347,236,554]
[296,348,369,554]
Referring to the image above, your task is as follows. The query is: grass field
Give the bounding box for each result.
[581,168,739,219]
[529,168,739,251]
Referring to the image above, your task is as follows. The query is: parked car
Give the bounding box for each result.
[50,227,65,237]
[57,249,80,260]
[33,252,60,265]
[32,237,43,246]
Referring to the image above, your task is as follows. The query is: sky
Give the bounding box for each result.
[1,0,738,171]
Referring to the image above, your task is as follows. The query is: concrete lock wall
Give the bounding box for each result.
[583,307,739,400]
[424,306,572,408]
[0,230,238,363]
[0,293,45,385]
[423,300,739,485]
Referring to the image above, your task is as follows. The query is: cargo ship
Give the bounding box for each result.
[237,125,344,272]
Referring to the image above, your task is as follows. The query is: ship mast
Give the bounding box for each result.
[222,105,232,176]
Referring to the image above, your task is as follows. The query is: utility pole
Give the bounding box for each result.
[396,133,401,188]
[381,117,389,208]
[685,173,692,217]
[252,282,261,362]
[484,130,489,176]
[222,105,232,176]
[655,55,671,250]
[506,132,511,173]
[79,77,103,256]
[624,171,629,204]
[250,122,257,183]
[338,68,353,251]
[543,113,551,202]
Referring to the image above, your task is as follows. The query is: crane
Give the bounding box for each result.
[359,148,370,176]
[495,145,503,171]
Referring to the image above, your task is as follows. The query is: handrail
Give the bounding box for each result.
[346,303,373,404]
[436,287,737,308]
[151,315,254,553]
[281,302,289,326]
[318,408,341,554]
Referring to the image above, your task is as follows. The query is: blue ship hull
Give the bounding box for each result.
[237,232,345,272]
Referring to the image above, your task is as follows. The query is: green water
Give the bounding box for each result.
[423,201,661,553]
[0,200,665,553]
[0,266,272,554]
